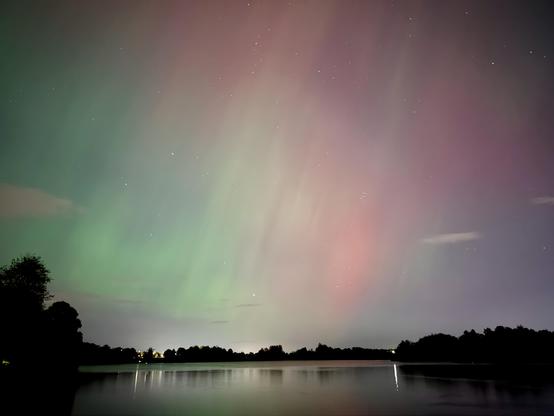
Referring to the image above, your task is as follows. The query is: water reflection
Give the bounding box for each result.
[72,362,554,415]
[259,369,284,385]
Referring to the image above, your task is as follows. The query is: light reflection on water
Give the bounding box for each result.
[72,361,554,415]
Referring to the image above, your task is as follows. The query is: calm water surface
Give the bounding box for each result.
[73,361,554,415]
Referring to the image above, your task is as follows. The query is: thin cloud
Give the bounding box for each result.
[235,303,262,308]
[531,196,554,206]
[0,183,80,218]
[421,231,481,245]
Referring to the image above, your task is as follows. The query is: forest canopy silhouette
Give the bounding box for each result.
[0,255,83,370]
[1,255,554,368]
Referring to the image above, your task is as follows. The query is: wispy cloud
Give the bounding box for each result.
[421,231,481,245]
[0,183,80,218]
[531,196,554,206]
[235,303,262,308]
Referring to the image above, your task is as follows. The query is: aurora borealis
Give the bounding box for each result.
[1,1,554,352]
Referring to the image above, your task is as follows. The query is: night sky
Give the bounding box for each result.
[1,1,554,352]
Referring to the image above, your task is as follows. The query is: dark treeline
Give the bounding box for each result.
[82,327,554,365]
[80,342,392,365]
[80,342,141,365]
[396,327,554,363]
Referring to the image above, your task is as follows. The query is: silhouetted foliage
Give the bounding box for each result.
[0,255,51,368]
[257,345,286,361]
[163,348,176,361]
[78,342,392,364]
[395,326,554,363]
[0,255,51,308]
[80,343,139,365]
[43,301,83,370]
[143,347,155,363]
[0,255,82,371]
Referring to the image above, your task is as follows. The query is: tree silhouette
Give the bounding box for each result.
[163,348,176,362]
[0,255,51,368]
[256,345,286,361]
[0,255,83,371]
[143,347,155,363]
[43,301,83,370]
[0,255,51,309]
[395,326,554,363]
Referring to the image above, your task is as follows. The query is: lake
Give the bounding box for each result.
[72,361,554,415]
